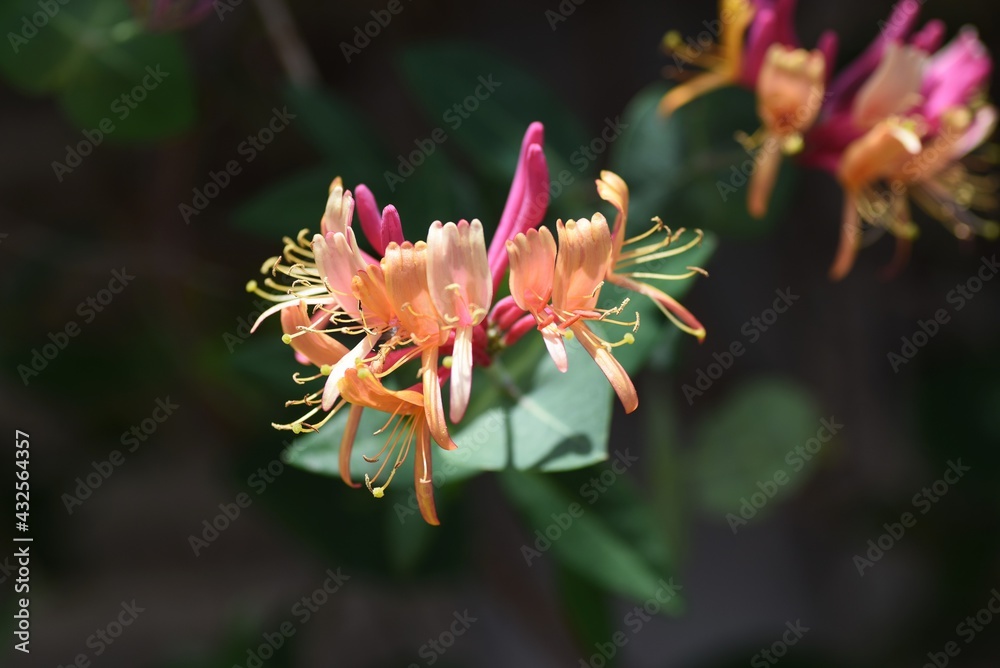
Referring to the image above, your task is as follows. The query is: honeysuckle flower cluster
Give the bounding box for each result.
[660,0,996,279]
[247,123,706,525]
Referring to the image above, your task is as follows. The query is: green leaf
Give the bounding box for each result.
[499,469,682,611]
[0,0,195,140]
[689,378,822,517]
[611,83,794,238]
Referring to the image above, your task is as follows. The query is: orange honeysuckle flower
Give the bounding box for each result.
[337,366,443,525]
[596,171,707,341]
[426,220,493,423]
[382,241,455,452]
[507,215,639,413]
[659,0,756,117]
[746,45,825,217]
[830,118,923,280]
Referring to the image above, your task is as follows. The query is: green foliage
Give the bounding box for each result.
[500,469,682,613]
[0,0,195,140]
[690,378,822,516]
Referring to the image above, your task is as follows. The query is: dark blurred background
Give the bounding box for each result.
[3,0,1000,666]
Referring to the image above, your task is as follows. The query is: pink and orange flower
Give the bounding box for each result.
[248,124,707,524]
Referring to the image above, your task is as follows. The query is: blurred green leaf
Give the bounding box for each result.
[499,469,682,612]
[232,165,332,239]
[689,378,822,517]
[0,0,195,140]
[611,83,794,238]
[396,41,590,199]
[236,85,483,241]
[283,85,389,186]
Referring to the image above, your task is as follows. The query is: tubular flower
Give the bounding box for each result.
[743,45,826,217]
[337,366,443,525]
[248,122,710,525]
[381,241,456,452]
[803,2,997,279]
[829,118,924,280]
[426,220,493,422]
[507,214,640,413]
[596,171,707,341]
[659,0,837,117]
[659,0,757,116]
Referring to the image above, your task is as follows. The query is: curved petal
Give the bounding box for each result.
[280,300,349,367]
[748,144,782,219]
[829,193,862,281]
[414,426,440,525]
[540,322,568,372]
[449,325,474,423]
[422,347,457,450]
[570,322,638,414]
[338,404,364,488]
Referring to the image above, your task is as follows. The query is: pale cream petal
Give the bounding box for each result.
[449,325,474,423]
